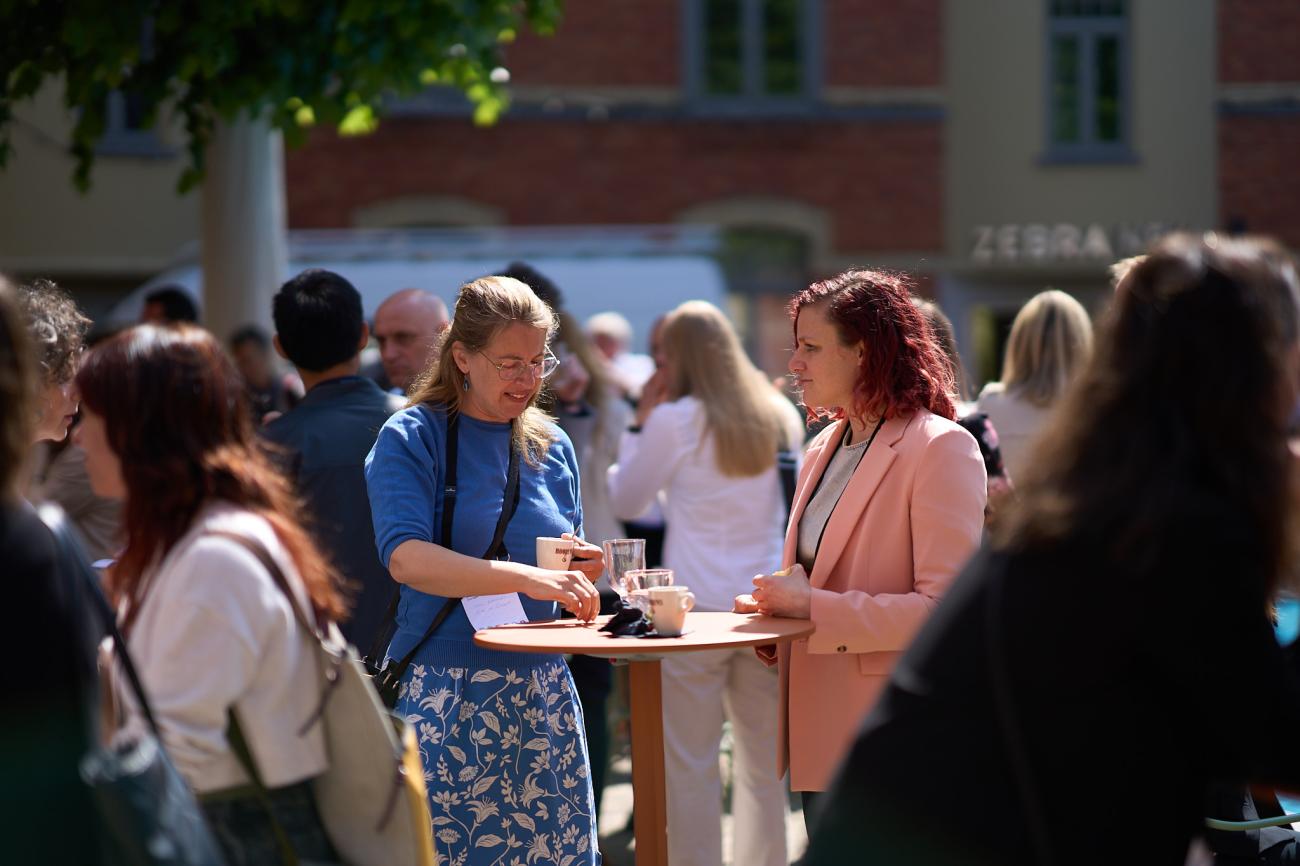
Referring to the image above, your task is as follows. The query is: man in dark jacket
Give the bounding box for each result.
[264,269,403,650]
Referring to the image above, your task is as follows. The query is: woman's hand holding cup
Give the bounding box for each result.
[562,532,605,582]
[531,534,601,621]
[524,566,600,622]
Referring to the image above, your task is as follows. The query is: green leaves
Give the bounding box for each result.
[0,0,564,191]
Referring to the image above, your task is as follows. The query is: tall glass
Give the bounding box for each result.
[602,538,646,604]
[622,568,674,606]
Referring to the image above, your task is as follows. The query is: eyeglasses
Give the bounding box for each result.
[477,350,560,382]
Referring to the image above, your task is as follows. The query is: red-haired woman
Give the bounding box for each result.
[75,324,346,865]
[735,269,987,827]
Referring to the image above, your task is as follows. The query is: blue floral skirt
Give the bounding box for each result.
[397,654,600,866]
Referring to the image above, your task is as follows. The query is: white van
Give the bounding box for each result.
[109,225,728,352]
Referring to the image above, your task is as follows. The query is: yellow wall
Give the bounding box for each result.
[0,83,198,283]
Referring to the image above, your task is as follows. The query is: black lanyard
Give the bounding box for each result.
[807,416,887,558]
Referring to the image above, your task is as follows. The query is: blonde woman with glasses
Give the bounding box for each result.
[975,290,1093,481]
[608,300,803,866]
[365,276,604,865]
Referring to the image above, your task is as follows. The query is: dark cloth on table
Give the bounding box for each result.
[807,494,1300,866]
[0,500,103,864]
[264,375,403,650]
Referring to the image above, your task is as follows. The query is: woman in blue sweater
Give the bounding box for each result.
[365,276,603,865]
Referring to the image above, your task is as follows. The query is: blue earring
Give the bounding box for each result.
[463,377,470,391]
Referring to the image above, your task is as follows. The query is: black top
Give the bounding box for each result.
[0,500,102,864]
[807,495,1300,866]
[264,375,404,648]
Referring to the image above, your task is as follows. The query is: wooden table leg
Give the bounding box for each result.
[627,659,668,866]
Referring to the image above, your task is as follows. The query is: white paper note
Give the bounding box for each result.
[462,593,529,631]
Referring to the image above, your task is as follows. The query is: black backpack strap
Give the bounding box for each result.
[441,411,460,552]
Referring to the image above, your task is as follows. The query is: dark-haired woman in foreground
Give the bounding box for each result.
[807,235,1300,865]
[736,269,987,824]
[76,324,345,865]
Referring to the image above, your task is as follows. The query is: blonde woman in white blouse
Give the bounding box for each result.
[976,290,1093,481]
[608,300,802,866]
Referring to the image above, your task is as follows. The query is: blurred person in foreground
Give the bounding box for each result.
[77,324,345,864]
[364,276,602,864]
[265,269,404,651]
[371,287,450,394]
[0,276,102,864]
[587,310,655,399]
[975,289,1093,482]
[608,300,803,866]
[229,324,303,422]
[735,269,986,827]
[806,234,1300,866]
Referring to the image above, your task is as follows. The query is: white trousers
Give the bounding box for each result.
[661,647,787,866]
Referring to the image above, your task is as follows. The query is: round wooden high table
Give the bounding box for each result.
[475,611,815,866]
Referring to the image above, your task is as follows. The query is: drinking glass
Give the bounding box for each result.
[622,568,674,611]
[603,538,646,602]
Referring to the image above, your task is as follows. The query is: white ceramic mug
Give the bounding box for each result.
[647,586,696,636]
[536,536,575,570]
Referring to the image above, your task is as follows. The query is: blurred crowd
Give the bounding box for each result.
[7,233,1300,866]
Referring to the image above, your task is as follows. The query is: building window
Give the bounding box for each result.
[1045,0,1131,162]
[688,0,820,106]
[96,90,170,157]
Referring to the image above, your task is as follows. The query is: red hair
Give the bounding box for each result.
[789,269,956,422]
[76,324,346,628]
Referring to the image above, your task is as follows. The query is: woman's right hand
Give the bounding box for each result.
[635,368,670,427]
[522,567,601,621]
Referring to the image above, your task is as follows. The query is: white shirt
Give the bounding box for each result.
[975,382,1051,483]
[607,396,798,613]
[111,502,327,794]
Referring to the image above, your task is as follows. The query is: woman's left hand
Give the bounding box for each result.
[751,565,812,619]
[564,533,605,582]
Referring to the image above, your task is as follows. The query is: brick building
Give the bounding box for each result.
[285,0,947,373]
[3,1,1298,379]
[282,0,1300,380]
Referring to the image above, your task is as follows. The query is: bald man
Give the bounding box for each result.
[372,288,450,393]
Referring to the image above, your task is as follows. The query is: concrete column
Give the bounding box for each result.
[200,112,288,343]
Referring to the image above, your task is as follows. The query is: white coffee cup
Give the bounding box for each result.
[536,536,575,570]
[647,586,696,637]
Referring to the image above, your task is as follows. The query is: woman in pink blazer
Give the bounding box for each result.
[736,269,987,822]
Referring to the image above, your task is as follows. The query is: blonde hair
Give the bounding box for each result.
[408,276,558,466]
[661,300,785,477]
[999,289,1094,408]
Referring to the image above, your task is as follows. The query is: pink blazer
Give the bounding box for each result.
[761,410,986,791]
